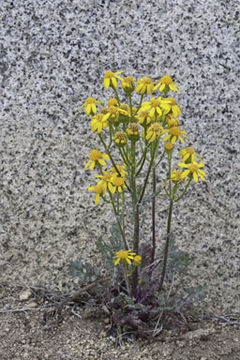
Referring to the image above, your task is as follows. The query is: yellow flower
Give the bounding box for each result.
[114,131,127,146]
[165,142,174,152]
[90,113,108,133]
[137,109,154,126]
[154,75,179,93]
[110,175,127,193]
[94,171,113,192]
[103,106,128,124]
[81,97,102,115]
[108,98,118,107]
[102,106,119,123]
[88,183,106,205]
[104,70,124,89]
[178,147,202,163]
[141,97,162,118]
[121,76,135,92]
[114,249,136,265]
[135,77,154,95]
[126,123,140,140]
[167,117,179,127]
[178,161,206,183]
[109,164,128,177]
[163,126,187,144]
[161,97,181,118]
[145,122,164,142]
[133,255,142,266]
[170,169,186,183]
[85,149,110,170]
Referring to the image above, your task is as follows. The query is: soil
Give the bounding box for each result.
[1,284,239,360]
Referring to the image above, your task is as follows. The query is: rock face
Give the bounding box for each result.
[0,0,239,314]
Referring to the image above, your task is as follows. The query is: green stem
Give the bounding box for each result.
[128,94,133,116]
[112,87,120,105]
[109,191,129,250]
[155,150,166,169]
[119,147,130,167]
[158,198,174,292]
[151,166,156,270]
[130,139,140,296]
[136,94,144,111]
[138,140,158,204]
[121,191,125,239]
[123,263,131,296]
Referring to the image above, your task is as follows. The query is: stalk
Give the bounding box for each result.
[130,139,139,296]
[150,166,156,274]
[112,87,120,105]
[158,149,173,291]
[158,198,173,292]
[109,191,129,250]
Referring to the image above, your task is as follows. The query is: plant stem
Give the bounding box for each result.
[121,191,125,238]
[158,198,173,292]
[150,166,156,273]
[138,141,158,204]
[123,264,131,297]
[112,87,120,105]
[130,139,140,296]
[132,203,139,297]
[109,191,129,250]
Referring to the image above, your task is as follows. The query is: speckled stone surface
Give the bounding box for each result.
[0,0,239,313]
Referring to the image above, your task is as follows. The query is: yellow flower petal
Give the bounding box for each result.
[193,172,198,183]
[89,161,95,170]
[85,159,91,169]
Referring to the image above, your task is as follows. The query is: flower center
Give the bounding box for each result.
[186,147,194,154]
[168,119,178,127]
[105,71,114,79]
[112,176,125,186]
[152,123,162,132]
[102,173,112,182]
[94,113,105,122]
[173,170,185,182]
[165,142,173,151]
[161,75,173,85]
[108,98,118,107]
[86,97,95,104]
[108,106,118,115]
[168,97,177,105]
[117,250,129,260]
[142,77,152,84]
[150,98,161,108]
[169,126,180,136]
[128,123,139,132]
[188,164,198,172]
[119,103,129,111]
[89,149,102,160]
[115,131,127,141]
[124,76,134,85]
[94,183,105,194]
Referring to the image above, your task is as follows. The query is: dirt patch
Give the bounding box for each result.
[1,285,239,360]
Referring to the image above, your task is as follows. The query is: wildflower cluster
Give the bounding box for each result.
[78,71,206,336]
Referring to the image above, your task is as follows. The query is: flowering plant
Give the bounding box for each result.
[74,71,206,336]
